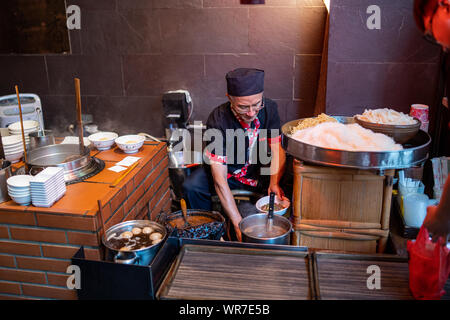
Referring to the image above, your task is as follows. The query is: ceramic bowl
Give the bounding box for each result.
[10,194,31,206]
[115,135,145,154]
[256,195,290,216]
[7,175,32,188]
[88,132,118,151]
[5,151,23,163]
[354,116,421,144]
[8,120,39,131]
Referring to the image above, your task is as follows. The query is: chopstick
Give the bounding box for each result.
[110,161,140,188]
[14,85,28,171]
[74,78,84,155]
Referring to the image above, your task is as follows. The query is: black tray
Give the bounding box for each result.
[71,235,308,300]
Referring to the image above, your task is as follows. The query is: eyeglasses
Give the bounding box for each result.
[229,97,264,114]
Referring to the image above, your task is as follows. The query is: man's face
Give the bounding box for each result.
[228,92,264,123]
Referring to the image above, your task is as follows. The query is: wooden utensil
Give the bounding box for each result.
[14,86,28,170]
[110,161,140,188]
[180,198,190,228]
[74,78,84,155]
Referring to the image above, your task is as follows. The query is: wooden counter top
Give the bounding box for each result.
[0,141,164,216]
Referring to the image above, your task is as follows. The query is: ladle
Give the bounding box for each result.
[180,199,190,228]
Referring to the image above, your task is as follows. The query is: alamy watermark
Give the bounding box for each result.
[66,5,81,30]
[66,265,81,289]
[366,265,381,290]
[367,5,381,30]
[170,124,281,176]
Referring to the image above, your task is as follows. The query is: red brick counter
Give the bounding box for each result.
[0,141,171,300]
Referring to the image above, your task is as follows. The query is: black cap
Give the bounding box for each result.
[226,68,264,97]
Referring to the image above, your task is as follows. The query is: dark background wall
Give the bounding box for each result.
[0,0,327,137]
[0,0,442,138]
[326,0,442,116]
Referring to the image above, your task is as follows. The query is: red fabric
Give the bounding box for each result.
[227,109,260,187]
[407,226,450,300]
[204,149,227,164]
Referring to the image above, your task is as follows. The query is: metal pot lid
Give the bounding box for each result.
[282,116,431,170]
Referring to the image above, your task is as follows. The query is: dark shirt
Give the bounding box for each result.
[205,98,281,185]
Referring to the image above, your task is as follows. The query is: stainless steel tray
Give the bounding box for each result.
[281,116,431,170]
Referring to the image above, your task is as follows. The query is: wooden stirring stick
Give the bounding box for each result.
[74,78,84,155]
[14,86,28,171]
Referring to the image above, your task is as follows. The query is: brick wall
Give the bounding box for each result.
[0,144,171,300]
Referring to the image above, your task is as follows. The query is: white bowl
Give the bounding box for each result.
[10,195,31,206]
[2,135,23,146]
[8,120,39,131]
[256,195,290,216]
[5,151,23,163]
[88,132,118,151]
[8,191,31,197]
[7,175,32,188]
[115,135,145,154]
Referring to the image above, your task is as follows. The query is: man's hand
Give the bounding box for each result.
[232,221,242,242]
[423,205,450,244]
[268,183,286,201]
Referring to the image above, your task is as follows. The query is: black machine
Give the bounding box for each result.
[162,90,192,139]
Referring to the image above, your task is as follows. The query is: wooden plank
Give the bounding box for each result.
[157,245,312,300]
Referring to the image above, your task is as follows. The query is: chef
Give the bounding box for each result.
[183,68,287,241]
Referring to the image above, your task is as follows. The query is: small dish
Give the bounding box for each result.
[88,132,118,151]
[115,135,145,154]
[256,195,290,216]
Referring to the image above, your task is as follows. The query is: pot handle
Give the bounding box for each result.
[114,251,138,265]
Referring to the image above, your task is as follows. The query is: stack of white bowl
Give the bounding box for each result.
[8,120,40,145]
[30,167,66,208]
[2,135,25,163]
[7,175,32,206]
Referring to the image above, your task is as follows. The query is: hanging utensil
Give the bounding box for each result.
[266,192,275,232]
[180,198,191,228]
[36,107,45,137]
[14,86,28,171]
[74,78,84,155]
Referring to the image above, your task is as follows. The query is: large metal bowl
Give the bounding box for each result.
[102,220,167,266]
[282,116,431,170]
[25,143,103,183]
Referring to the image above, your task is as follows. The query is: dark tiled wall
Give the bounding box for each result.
[0,0,327,137]
[326,0,442,116]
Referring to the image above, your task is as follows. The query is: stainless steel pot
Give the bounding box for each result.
[29,131,55,150]
[25,144,100,183]
[102,220,167,266]
[0,160,12,204]
[168,150,203,199]
[239,213,292,245]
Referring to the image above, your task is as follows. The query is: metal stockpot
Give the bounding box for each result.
[0,160,12,204]
[29,131,55,150]
[239,213,292,245]
[102,220,167,266]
